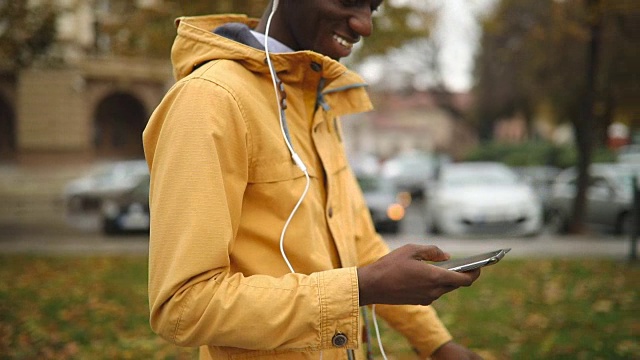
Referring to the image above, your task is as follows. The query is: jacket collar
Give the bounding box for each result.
[173,14,372,116]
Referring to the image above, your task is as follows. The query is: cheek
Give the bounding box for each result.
[294,18,324,47]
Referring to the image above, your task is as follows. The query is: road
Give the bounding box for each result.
[1,221,638,260]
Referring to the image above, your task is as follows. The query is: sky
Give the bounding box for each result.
[357,0,496,92]
[433,0,492,91]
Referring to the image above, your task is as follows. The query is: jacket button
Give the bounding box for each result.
[331,333,348,347]
[310,62,322,72]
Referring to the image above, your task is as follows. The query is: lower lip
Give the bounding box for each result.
[333,38,353,58]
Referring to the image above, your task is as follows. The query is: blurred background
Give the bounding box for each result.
[0,0,639,358]
[0,0,638,239]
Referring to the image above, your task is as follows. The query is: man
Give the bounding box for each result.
[143,0,482,358]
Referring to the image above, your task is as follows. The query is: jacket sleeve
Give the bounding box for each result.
[143,76,359,350]
[348,169,453,357]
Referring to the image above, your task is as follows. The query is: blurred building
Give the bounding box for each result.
[0,0,172,164]
[342,90,478,161]
[0,1,477,166]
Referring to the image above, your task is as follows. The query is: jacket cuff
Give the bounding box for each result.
[371,304,452,357]
[419,335,454,359]
[317,267,360,349]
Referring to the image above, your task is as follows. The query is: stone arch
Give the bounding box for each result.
[94,91,147,159]
[0,95,15,161]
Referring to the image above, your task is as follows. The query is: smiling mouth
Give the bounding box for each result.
[333,34,355,49]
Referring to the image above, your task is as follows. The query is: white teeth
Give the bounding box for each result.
[333,35,354,49]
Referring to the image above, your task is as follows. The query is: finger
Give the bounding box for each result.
[427,265,479,287]
[455,268,481,286]
[412,245,450,262]
[465,268,481,282]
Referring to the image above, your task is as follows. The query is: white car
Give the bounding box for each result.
[425,162,543,237]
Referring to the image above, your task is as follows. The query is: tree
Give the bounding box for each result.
[0,0,58,68]
[95,0,268,58]
[104,1,444,88]
[353,3,437,61]
[95,0,444,116]
[347,1,479,129]
[473,0,640,233]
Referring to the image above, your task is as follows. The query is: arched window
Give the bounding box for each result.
[0,96,16,161]
[94,92,147,159]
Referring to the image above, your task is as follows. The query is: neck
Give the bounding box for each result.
[254,1,297,51]
[254,1,274,34]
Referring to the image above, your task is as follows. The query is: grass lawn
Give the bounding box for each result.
[0,255,638,359]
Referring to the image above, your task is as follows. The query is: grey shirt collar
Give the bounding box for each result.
[250,30,294,53]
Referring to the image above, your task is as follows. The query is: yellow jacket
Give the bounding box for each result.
[143,14,452,359]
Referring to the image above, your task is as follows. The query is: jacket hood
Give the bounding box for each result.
[171,15,364,87]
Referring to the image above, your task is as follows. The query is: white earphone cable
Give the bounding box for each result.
[371,305,388,360]
[264,0,303,171]
[264,3,382,359]
[264,1,314,356]
[264,0,310,274]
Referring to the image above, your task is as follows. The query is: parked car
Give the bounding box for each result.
[348,152,381,176]
[380,150,442,199]
[617,144,640,165]
[101,174,150,235]
[63,159,149,215]
[547,163,640,235]
[513,165,562,223]
[357,174,408,234]
[425,161,543,237]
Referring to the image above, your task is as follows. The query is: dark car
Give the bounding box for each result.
[514,165,562,224]
[357,174,408,234]
[380,151,440,199]
[547,163,640,235]
[63,160,149,215]
[100,174,150,235]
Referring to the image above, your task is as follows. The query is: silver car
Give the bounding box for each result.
[547,163,640,235]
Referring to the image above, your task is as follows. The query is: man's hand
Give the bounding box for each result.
[357,244,480,306]
[431,341,483,360]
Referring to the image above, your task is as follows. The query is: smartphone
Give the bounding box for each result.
[432,248,511,272]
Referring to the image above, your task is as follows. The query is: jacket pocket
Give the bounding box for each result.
[249,157,317,184]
